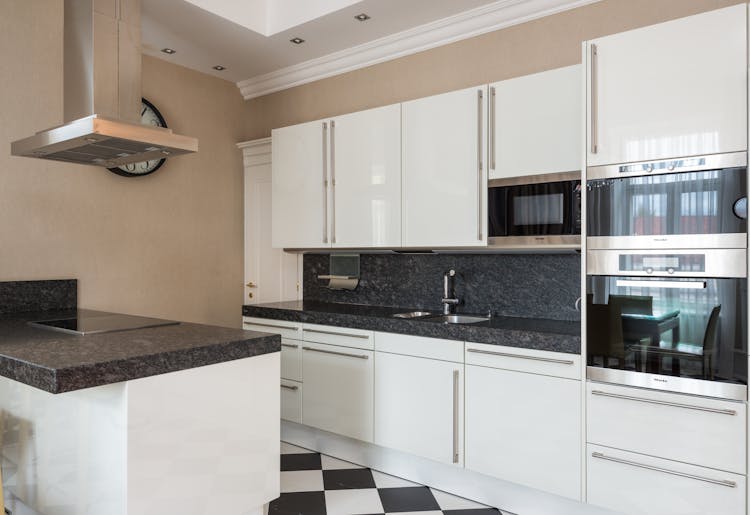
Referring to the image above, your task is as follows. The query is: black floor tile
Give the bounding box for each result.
[444,509,502,514]
[268,491,327,515]
[281,452,322,471]
[378,486,441,512]
[323,468,377,490]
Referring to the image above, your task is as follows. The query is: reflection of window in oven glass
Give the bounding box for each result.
[631,193,666,235]
[680,190,718,233]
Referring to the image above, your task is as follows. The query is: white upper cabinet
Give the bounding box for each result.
[272,120,329,248]
[489,65,581,179]
[331,104,401,248]
[586,4,747,166]
[402,86,488,247]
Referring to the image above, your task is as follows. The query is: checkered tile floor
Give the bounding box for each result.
[271,442,505,515]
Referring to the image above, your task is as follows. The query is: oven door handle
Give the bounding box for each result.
[615,279,707,289]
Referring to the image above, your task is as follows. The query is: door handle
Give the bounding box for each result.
[590,43,598,154]
[302,346,370,359]
[322,122,329,244]
[452,369,460,463]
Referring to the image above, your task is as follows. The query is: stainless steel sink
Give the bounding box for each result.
[430,315,490,325]
[392,311,434,319]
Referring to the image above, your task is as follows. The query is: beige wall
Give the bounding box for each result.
[0,1,246,328]
[243,0,743,139]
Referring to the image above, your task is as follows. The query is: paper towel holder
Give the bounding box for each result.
[317,254,360,290]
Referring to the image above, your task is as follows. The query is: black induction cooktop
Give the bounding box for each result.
[28,312,179,335]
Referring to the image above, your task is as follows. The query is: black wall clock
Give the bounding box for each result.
[108,98,168,177]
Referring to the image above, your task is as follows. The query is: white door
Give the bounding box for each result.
[489,65,581,180]
[465,364,581,500]
[331,104,402,248]
[271,119,331,248]
[374,352,463,465]
[402,85,488,247]
[586,4,747,166]
[242,139,301,304]
[301,341,374,442]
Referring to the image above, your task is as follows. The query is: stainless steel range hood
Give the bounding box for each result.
[11,0,198,167]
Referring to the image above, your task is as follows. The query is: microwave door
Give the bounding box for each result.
[507,183,568,236]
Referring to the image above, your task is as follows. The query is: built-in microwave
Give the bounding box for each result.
[488,172,581,247]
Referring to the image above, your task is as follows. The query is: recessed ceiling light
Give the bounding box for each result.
[213,65,226,71]
[161,48,176,54]
[290,37,305,45]
[354,13,371,21]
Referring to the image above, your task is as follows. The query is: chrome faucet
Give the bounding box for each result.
[442,269,460,315]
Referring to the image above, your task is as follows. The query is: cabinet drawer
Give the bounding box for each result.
[587,444,746,515]
[587,382,746,474]
[281,339,302,381]
[465,342,580,380]
[302,323,373,350]
[243,317,302,340]
[281,379,302,423]
[375,332,463,362]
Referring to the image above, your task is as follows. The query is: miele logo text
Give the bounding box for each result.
[653,378,668,383]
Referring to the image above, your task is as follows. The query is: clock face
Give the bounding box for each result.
[107,98,168,177]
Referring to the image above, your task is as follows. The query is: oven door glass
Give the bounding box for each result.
[587,167,746,241]
[586,275,747,385]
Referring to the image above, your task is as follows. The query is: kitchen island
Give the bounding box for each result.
[0,282,280,515]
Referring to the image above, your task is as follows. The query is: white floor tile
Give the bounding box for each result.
[431,487,490,510]
[324,488,384,515]
[280,470,324,493]
[321,454,364,470]
[280,441,314,454]
[371,469,419,489]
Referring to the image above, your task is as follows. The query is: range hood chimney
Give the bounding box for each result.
[11,0,198,167]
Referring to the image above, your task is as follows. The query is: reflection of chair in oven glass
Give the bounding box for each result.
[631,305,721,379]
[587,294,651,367]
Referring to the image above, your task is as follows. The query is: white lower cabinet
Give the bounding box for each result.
[587,444,746,515]
[281,379,303,423]
[302,340,374,442]
[374,342,464,465]
[464,344,582,500]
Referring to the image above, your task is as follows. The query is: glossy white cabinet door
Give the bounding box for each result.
[586,4,747,166]
[465,364,581,500]
[272,119,330,248]
[374,352,464,466]
[281,379,302,423]
[490,65,581,179]
[331,104,401,247]
[301,341,374,442]
[587,444,746,515]
[402,86,488,247]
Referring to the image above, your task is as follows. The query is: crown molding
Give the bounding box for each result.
[237,0,600,100]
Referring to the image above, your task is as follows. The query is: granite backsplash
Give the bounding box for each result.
[0,279,77,314]
[303,253,581,321]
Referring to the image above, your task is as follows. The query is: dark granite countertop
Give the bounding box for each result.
[243,301,581,354]
[0,309,280,394]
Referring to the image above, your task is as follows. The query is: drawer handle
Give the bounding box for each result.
[304,329,370,340]
[281,384,299,391]
[467,348,575,365]
[591,390,737,416]
[244,321,299,331]
[591,452,736,488]
[281,343,299,349]
[302,346,369,360]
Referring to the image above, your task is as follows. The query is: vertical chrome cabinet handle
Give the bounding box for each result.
[330,120,336,244]
[489,86,496,171]
[322,122,329,243]
[590,43,598,154]
[452,369,460,463]
[477,89,484,241]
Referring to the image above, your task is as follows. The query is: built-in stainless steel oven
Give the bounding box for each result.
[587,152,747,249]
[586,248,748,400]
[488,172,581,247]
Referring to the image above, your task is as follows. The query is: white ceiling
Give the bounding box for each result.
[141,0,500,83]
